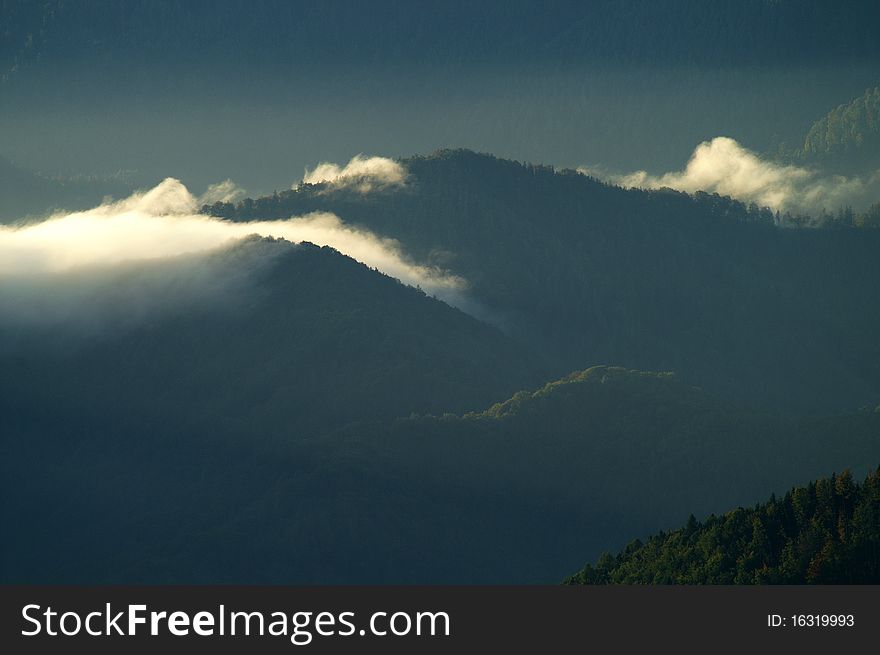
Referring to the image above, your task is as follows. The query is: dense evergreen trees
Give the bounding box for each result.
[567,468,880,584]
[773,84,880,181]
[857,202,880,228]
[799,86,880,172]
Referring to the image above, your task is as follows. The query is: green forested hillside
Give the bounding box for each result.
[771,84,880,184]
[566,467,880,584]
[797,85,880,173]
[207,149,880,413]
[4,1,880,590]
[5,154,878,584]
[333,367,880,557]
[857,202,880,228]
[5,356,876,583]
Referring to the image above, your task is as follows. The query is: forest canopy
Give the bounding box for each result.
[566,468,880,584]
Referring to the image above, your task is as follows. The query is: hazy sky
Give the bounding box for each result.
[2,65,877,198]
[2,1,878,198]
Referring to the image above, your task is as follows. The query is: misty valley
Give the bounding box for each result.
[1,1,879,587]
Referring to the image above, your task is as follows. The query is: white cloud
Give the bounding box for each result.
[301,155,407,192]
[582,137,880,214]
[0,178,464,305]
[199,179,247,205]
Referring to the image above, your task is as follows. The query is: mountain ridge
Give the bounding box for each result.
[207,149,880,414]
[6,355,877,583]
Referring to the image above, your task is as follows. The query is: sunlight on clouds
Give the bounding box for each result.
[301,155,407,192]
[0,178,464,302]
[199,179,247,205]
[582,137,880,214]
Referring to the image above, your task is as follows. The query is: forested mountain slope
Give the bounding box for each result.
[796,85,880,174]
[6,360,876,583]
[208,150,880,413]
[0,237,545,439]
[566,467,880,584]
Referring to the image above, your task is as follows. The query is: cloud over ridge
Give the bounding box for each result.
[301,155,407,192]
[582,136,880,214]
[0,178,464,303]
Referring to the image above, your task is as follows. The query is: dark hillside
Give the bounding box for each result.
[209,150,880,413]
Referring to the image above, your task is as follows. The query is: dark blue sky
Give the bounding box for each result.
[1,0,878,194]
